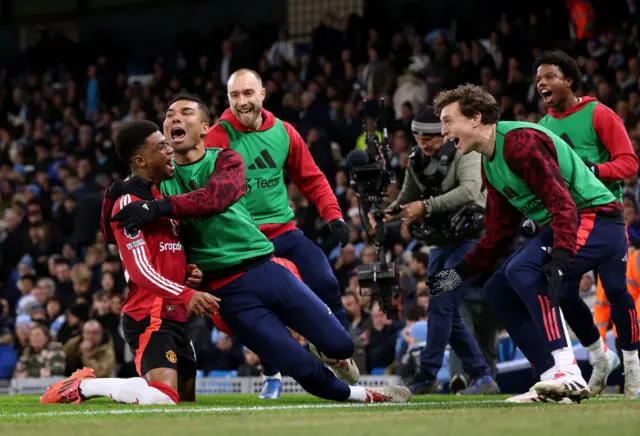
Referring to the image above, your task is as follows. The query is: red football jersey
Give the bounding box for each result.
[111,193,196,322]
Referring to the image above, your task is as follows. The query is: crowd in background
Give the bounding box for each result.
[2,0,640,382]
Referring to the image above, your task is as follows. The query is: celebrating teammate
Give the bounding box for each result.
[202,69,352,398]
[41,120,220,406]
[107,110,409,403]
[535,50,640,397]
[428,84,628,403]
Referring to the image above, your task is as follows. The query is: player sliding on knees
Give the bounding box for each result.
[41,123,220,406]
[428,84,627,404]
[105,114,409,404]
[205,69,354,399]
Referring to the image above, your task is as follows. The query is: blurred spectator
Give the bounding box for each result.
[202,331,245,375]
[64,319,115,377]
[362,302,404,374]
[13,322,65,379]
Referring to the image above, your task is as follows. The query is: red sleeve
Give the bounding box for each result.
[204,123,231,149]
[167,148,246,219]
[463,167,522,271]
[504,128,578,255]
[592,103,639,181]
[111,194,195,304]
[282,121,343,222]
[101,193,117,244]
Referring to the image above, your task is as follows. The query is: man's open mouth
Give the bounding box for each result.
[171,127,186,140]
[540,89,553,102]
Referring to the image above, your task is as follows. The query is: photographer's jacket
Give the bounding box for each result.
[391,144,485,215]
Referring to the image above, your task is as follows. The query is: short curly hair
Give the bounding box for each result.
[433,84,500,125]
[534,50,581,93]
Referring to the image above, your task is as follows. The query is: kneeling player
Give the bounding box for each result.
[108,118,410,403]
[40,126,219,406]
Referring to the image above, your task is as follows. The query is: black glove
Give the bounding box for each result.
[427,262,474,297]
[105,176,154,201]
[110,198,173,233]
[583,159,599,178]
[519,218,538,239]
[540,248,572,307]
[328,219,350,247]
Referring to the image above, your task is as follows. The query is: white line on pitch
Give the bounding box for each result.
[0,397,629,420]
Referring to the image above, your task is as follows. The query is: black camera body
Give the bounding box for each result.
[409,204,485,246]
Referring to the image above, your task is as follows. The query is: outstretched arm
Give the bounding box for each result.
[166,148,246,219]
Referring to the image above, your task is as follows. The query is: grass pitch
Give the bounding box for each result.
[0,394,639,436]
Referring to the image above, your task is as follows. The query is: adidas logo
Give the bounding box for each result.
[248,150,277,170]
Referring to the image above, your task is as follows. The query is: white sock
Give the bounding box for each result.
[79,378,129,399]
[587,337,607,360]
[81,377,176,405]
[622,350,640,369]
[263,372,282,381]
[552,348,577,370]
[540,366,556,381]
[348,385,368,402]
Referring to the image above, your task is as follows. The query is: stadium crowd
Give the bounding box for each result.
[1,0,640,385]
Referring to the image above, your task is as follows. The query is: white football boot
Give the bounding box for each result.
[505,387,574,404]
[309,343,360,384]
[364,386,412,403]
[588,348,620,396]
[533,369,590,403]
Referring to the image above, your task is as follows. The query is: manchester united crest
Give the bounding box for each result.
[165,350,177,363]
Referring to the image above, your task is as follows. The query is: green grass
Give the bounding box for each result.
[1,395,639,436]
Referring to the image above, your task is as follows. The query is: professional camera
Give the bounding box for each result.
[346,98,399,318]
[408,204,485,246]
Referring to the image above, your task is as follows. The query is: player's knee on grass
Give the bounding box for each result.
[316,329,354,361]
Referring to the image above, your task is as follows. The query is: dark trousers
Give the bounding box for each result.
[559,215,640,352]
[262,229,349,377]
[213,259,353,401]
[485,214,637,378]
[420,240,491,381]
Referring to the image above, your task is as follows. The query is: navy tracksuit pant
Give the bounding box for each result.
[420,240,491,382]
[213,259,353,401]
[485,213,638,378]
[262,229,349,377]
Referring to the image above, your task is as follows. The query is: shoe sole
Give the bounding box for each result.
[533,381,590,404]
[381,386,412,403]
[449,375,468,394]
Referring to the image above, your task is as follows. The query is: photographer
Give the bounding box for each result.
[378,106,498,395]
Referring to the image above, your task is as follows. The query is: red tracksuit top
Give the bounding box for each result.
[111,193,196,323]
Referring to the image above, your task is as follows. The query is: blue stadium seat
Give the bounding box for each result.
[207,370,238,378]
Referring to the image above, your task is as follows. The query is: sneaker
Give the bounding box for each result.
[457,375,501,395]
[624,366,640,397]
[40,367,96,404]
[258,378,282,400]
[533,370,590,403]
[309,343,360,384]
[588,348,620,396]
[449,373,469,394]
[364,386,412,403]
[505,388,575,404]
[408,378,439,395]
